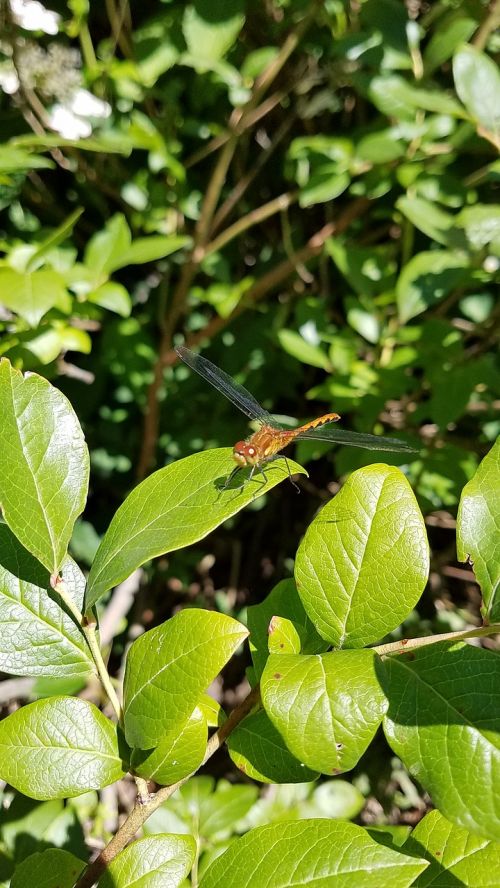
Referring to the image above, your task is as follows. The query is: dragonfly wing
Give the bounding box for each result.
[176,346,274,423]
[296,426,417,452]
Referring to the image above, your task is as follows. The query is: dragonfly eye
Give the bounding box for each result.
[233,441,248,467]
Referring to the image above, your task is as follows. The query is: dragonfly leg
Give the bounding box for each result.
[282,455,300,493]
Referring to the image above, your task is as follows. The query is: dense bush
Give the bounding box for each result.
[0,1,499,885]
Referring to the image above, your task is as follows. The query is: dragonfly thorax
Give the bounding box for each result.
[233,440,259,467]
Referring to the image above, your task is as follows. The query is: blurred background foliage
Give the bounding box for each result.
[0,0,499,846]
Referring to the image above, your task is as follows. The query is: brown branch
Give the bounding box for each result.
[136,13,318,481]
[204,191,298,257]
[211,114,296,233]
[473,0,500,51]
[74,685,261,888]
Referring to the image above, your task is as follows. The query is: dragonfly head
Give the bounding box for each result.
[233,441,259,467]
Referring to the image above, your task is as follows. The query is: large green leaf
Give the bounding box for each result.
[0,268,71,327]
[0,361,89,574]
[457,437,500,621]
[227,708,319,784]
[0,523,92,677]
[0,697,126,800]
[131,707,207,785]
[453,45,500,142]
[86,449,304,610]
[383,642,500,841]
[97,835,196,888]
[295,465,429,647]
[397,251,470,323]
[11,849,84,888]
[123,609,247,748]
[200,820,428,887]
[261,650,387,774]
[404,810,500,886]
[247,579,329,680]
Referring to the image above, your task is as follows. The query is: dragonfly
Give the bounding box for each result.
[176,346,415,487]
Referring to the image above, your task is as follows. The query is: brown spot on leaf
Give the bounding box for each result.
[273,673,282,680]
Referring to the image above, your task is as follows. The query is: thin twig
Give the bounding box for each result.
[204,191,298,257]
[373,624,500,658]
[473,0,500,50]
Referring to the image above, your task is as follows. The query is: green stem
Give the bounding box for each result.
[374,623,500,658]
[84,623,122,721]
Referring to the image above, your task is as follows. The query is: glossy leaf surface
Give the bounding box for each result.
[0,360,89,573]
[97,834,196,888]
[457,437,500,621]
[295,464,429,647]
[0,697,125,800]
[0,524,92,677]
[200,820,428,887]
[123,609,247,748]
[261,650,387,774]
[86,449,304,609]
[227,708,318,784]
[404,810,500,887]
[131,707,207,785]
[383,643,500,841]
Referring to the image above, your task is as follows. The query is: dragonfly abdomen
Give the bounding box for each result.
[296,412,341,434]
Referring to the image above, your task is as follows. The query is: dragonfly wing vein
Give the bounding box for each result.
[296,427,417,452]
[176,346,273,422]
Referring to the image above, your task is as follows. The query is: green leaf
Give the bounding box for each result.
[123,608,247,748]
[311,780,365,820]
[185,779,258,838]
[277,329,330,370]
[0,147,54,173]
[182,0,246,65]
[0,361,89,573]
[457,437,500,621]
[83,214,131,279]
[87,282,132,317]
[200,820,428,887]
[369,75,466,119]
[131,707,207,785]
[453,45,500,143]
[0,696,126,800]
[299,169,350,207]
[247,579,329,680]
[0,268,71,327]
[268,616,301,655]
[261,650,387,774]
[11,849,84,888]
[26,208,84,273]
[326,240,397,298]
[396,197,468,249]
[97,835,196,888]
[0,523,93,677]
[295,465,429,647]
[85,449,305,609]
[396,251,470,323]
[383,642,500,841]
[423,13,477,73]
[456,204,500,255]
[227,708,319,784]
[114,235,191,269]
[404,809,500,887]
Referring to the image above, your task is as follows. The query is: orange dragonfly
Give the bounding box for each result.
[176,346,415,487]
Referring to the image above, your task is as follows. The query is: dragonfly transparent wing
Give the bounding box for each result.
[296,425,417,452]
[176,346,274,423]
